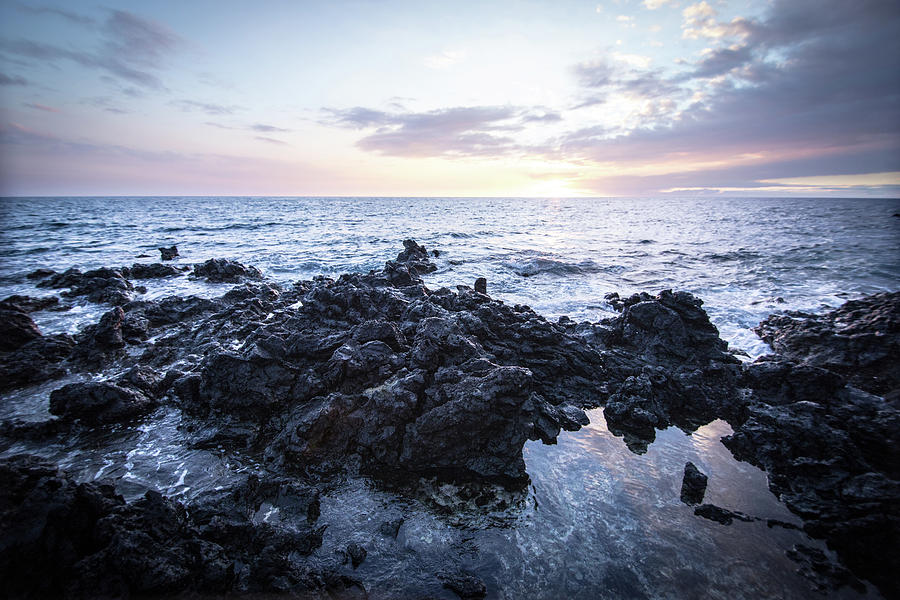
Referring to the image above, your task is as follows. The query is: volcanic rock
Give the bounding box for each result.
[0,304,42,352]
[474,277,487,294]
[680,462,708,505]
[48,381,157,425]
[159,245,179,260]
[37,267,134,305]
[192,258,263,283]
[754,292,900,398]
[0,333,74,391]
[0,456,332,599]
[122,262,185,279]
[1,294,60,312]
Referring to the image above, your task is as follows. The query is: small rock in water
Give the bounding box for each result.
[158,245,179,261]
[680,461,708,505]
[378,518,403,539]
[474,277,487,294]
[25,268,55,280]
[693,503,753,525]
[346,543,367,568]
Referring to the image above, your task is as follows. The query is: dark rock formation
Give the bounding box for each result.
[170,246,608,487]
[48,382,157,425]
[474,277,487,294]
[0,303,42,352]
[581,290,742,452]
[345,543,367,569]
[755,292,899,399]
[67,307,128,369]
[719,296,900,598]
[394,239,438,274]
[680,461,708,505]
[25,268,55,280]
[159,245,179,260]
[693,504,754,525]
[122,262,186,279]
[786,544,864,595]
[0,334,74,392]
[0,456,343,599]
[192,258,263,283]
[1,294,60,312]
[36,267,134,305]
[2,241,898,598]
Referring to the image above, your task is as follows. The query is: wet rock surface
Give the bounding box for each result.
[192,258,263,283]
[37,267,135,305]
[0,455,348,599]
[158,245,179,260]
[0,241,897,598]
[755,292,900,399]
[0,303,42,352]
[680,462,708,505]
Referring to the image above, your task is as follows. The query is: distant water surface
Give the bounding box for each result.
[1,196,897,599]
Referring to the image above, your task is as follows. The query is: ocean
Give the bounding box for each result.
[1,196,898,599]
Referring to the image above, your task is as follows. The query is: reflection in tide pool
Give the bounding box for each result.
[314,409,876,599]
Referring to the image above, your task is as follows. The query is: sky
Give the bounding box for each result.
[0,0,898,197]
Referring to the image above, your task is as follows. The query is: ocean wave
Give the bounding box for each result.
[705,249,764,262]
[503,255,609,278]
[159,222,284,233]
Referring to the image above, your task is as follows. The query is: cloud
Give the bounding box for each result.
[324,105,540,158]
[0,121,330,196]
[81,96,129,114]
[561,0,900,194]
[0,9,181,90]
[171,99,240,115]
[251,123,290,133]
[681,44,754,79]
[14,3,96,26]
[643,0,676,9]
[23,102,59,112]
[254,136,289,145]
[423,50,466,69]
[681,2,753,40]
[322,106,392,129]
[0,72,28,86]
[102,10,180,69]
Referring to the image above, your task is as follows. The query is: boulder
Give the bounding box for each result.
[192,258,263,283]
[49,382,157,425]
[122,263,185,279]
[680,462,708,505]
[0,304,42,352]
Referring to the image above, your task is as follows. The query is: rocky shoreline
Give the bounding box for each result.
[0,240,897,598]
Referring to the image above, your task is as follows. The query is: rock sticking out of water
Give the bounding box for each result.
[754,292,899,399]
[474,277,487,294]
[680,462,708,505]
[158,245,179,260]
